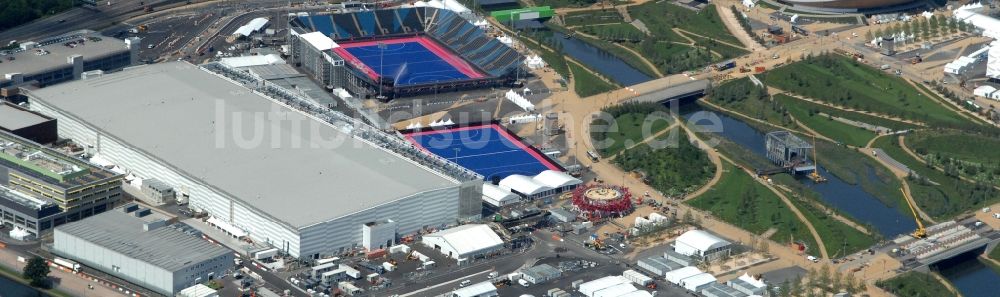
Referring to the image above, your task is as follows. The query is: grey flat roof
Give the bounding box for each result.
[56,208,230,272]
[29,62,456,228]
[0,103,51,130]
[1,34,127,77]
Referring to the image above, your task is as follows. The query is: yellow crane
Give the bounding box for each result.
[808,136,827,183]
[901,188,927,238]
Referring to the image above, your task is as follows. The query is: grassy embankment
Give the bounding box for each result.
[568,62,619,97]
[688,161,820,254]
[764,53,977,129]
[558,3,748,76]
[906,130,1000,186]
[589,103,673,156]
[876,271,959,297]
[872,136,1000,220]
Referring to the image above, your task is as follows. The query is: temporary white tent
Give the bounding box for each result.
[675,230,731,258]
[533,170,582,189]
[233,18,269,37]
[422,224,504,259]
[499,174,553,196]
[954,3,1000,39]
[482,183,520,207]
[680,273,717,292]
[578,276,631,297]
[665,266,702,284]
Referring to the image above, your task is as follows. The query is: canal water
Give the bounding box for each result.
[560,32,1000,295]
[680,104,915,238]
[0,273,46,297]
[675,104,1000,297]
[934,249,1000,297]
[550,31,654,86]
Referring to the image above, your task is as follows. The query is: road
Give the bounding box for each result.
[0,239,124,297]
[0,0,202,44]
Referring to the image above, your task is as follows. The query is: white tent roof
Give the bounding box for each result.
[179,284,218,297]
[618,291,653,297]
[533,170,582,188]
[681,273,717,291]
[233,17,269,37]
[676,230,730,255]
[499,174,553,195]
[665,266,703,284]
[299,32,339,51]
[482,183,519,206]
[452,281,497,297]
[423,224,503,255]
[594,283,638,297]
[207,216,248,238]
[737,273,766,289]
[578,276,630,296]
[974,85,997,96]
[954,4,1000,39]
[220,54,286,68]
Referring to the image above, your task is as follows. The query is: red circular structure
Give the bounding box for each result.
[572,184,633,220]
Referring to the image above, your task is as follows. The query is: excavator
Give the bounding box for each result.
[902,188,927,238]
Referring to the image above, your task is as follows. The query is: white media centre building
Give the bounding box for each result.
[25,62,482,259]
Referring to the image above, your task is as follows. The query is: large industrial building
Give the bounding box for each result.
[288,6,523,99]
[0,30,139,89]
[776,0,921,12]
[0,102,57,144]
[0,131,123,238]
[24,62,481,259]
[54,204,234,296]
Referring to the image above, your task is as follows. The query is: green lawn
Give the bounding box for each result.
[531,0,600,8]
[590,107,672,156]
[778,94,877,147]
[518,31,570,79]
[564,9,624,26]
[577,23,645,42]
[569,62,618,98]
[907,131,1000,164]
[689,35,750,59]
[872,136,1000,219]
[771,174,879,256]
[775,94,919,131]
[688,162,819,253]
[906,130,1000,186]
[709,78,794,127]
[614,129,714,196]
[877,272,958,297]
[629,2,741,44]
[765,54,973,128]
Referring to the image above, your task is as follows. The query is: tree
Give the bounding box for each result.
[22,256,50,288]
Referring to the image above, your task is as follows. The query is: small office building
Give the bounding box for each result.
[53,204,234,296]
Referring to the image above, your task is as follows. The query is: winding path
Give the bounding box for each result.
[677,118,830,259]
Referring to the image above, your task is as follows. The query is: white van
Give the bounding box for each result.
[460,280,472,287]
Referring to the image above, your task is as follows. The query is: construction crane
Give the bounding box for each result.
[902,189,927,238]
[808,136,827,183]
